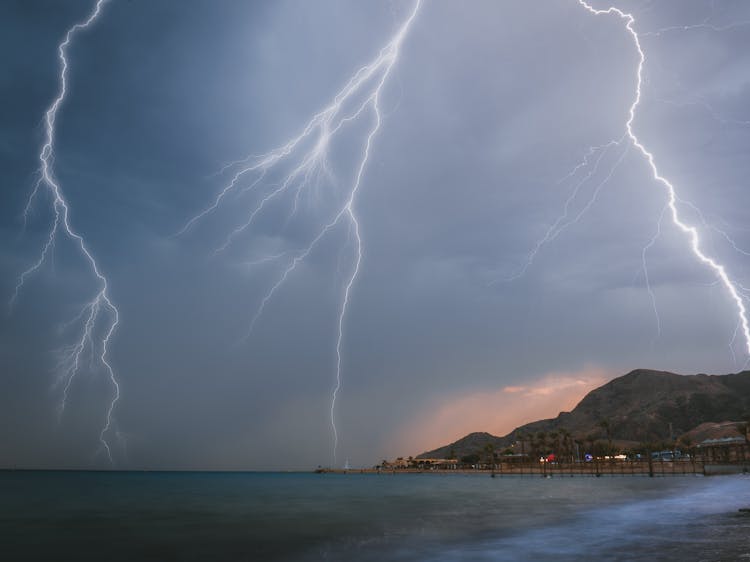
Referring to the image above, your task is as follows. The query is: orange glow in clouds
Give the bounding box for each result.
[392,367,613,456]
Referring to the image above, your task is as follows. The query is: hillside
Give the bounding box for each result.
[417,369,750,459]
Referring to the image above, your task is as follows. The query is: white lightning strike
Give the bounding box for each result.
[182,1,421,466]
[678,198,750,259]
[11,0,120,463]
[641,204,667,342]
[501,138,628,282]
[578,0,750,355]
[642,20,750,38]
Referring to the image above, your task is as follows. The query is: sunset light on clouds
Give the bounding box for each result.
[393,367,613,456]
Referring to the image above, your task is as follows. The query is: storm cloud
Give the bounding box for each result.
[2,0,750,469]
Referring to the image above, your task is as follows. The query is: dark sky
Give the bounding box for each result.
[1,0,750,469]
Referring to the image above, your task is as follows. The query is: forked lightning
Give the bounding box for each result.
[12,0,120,463]
[181,1,422,466]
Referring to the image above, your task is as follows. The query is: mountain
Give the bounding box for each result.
[417,369,750,459]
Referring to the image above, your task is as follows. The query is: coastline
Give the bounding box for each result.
[318,459,750,477]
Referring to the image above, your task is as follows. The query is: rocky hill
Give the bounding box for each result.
[417,369,750,459]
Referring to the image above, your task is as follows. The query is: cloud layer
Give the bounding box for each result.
[1,0,749,468]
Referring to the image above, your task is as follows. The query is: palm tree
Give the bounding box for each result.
[535,431,549,475]
[599,419,613,455]
[484,443,496,474]
[559,428,572,464]
[549,431,560,456]
[518,432,527,456]
[679,436,696,472]
[527,433,536,460]
[517,432,529,472]
[585,433,598,474]
[585,434,596,452]
[574,438,584,463]
[536,431,548,459]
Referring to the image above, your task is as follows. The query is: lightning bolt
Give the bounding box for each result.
[11,0,120,463]
[181,1,421,466]
[578,0,750,356]
[500,138,628,282]
[641,204,666,343]
[642,20,750,38]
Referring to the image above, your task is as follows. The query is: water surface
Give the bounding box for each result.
[1,471,748,560]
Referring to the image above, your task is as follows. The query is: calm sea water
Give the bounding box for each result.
[1,471,748,561]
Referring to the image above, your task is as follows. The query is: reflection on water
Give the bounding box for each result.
[0,471,748,561]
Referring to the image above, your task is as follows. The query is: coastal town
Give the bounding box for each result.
[376,431,748,476]
[318,418,750,476]
[362,370,750,477]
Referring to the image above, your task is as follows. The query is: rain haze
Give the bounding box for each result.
[2,0,750,470]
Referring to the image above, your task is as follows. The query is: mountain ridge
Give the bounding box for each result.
[416,368,750,459]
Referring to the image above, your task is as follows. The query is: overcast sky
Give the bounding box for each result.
[2,0,750,470]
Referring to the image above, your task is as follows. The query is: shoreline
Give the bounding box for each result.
[318,460,750,477]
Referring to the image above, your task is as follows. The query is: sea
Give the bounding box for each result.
[1,471,748,561]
